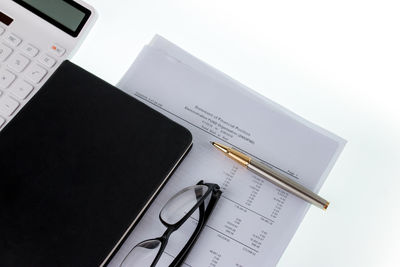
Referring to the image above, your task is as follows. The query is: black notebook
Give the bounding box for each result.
[0,61,192,266]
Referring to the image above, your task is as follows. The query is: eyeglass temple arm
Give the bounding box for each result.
[169,190,222,267]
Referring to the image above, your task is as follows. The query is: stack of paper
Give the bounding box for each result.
[108,35,345,267]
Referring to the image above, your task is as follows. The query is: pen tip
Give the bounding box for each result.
[211,141,229,153]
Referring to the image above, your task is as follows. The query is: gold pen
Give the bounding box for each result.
[212,142,329,210]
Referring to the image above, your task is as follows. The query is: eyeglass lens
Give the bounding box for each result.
[160,185,209,225]
[120,239,162,267]
[120,183,213,267]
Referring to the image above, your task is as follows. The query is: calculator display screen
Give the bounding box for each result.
[0,11,14,26]
[13,0,91,37]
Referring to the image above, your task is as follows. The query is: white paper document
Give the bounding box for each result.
[108,36,345,267]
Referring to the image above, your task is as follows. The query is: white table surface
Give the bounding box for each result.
[73,1,400,266]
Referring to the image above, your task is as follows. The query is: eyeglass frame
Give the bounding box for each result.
[121,180,222,267]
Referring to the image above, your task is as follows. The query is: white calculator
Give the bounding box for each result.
[0,0,96,131]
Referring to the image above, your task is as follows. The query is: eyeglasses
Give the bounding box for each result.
[120,180,222,267]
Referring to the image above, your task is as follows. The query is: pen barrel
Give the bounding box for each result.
[248,160,329,209]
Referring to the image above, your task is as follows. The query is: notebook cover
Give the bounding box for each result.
[0,61,192,266]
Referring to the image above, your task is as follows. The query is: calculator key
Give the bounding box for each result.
[4,33,22,47]
[0,69,16,89]
[0,44,13,62]
[39,54,56,68]
[10,80,34,100]
[0,116,5,127]
[0,95,19,116]
[25,64,47,84]
[21,43,39,57]
[8,53,30,72]
[50,44,66,57]
[0,26,5,35]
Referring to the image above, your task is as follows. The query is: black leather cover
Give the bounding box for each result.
[0,61,192,266]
